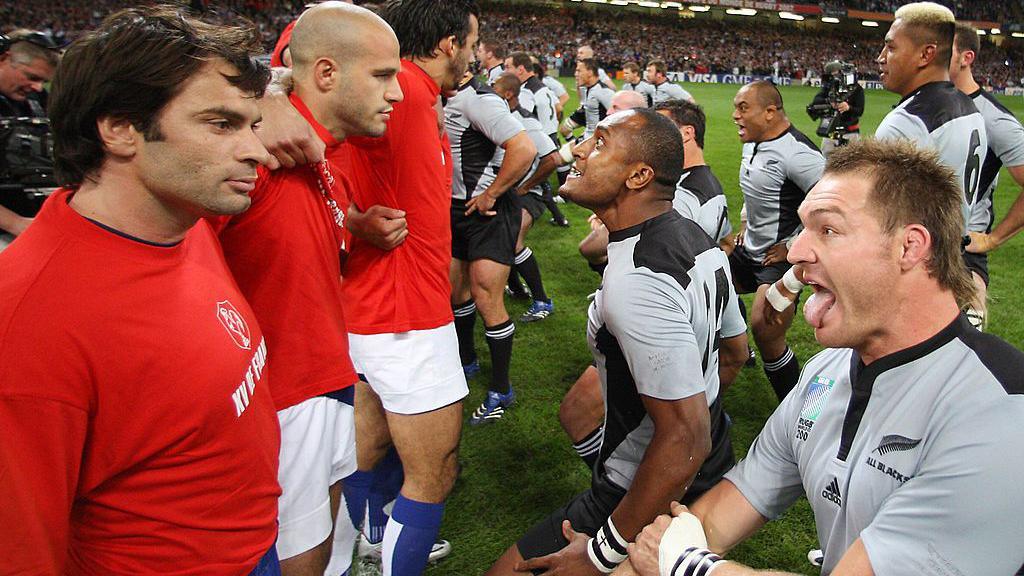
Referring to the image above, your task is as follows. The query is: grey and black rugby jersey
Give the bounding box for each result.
[726,314,1024,575]
[875,81,987,228]
[445,77,525,200]
[486,64,504,85]
[513,109,556,197]
[675,165,733,245]
[542,75,567,102]
[651,81,693,105]
[740,126,824,259]
[520,76,557,134]
[623,80,656,107]
[968,89,1024,233]
[569,82,615,140]
[588,210,739,492]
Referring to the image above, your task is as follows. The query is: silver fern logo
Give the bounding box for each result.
[873,435,922,455]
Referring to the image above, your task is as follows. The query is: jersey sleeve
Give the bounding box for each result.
[988,108,1024,168]
[465,94,524,146]
[526,124,557,158]
[602,270,705,401]
[859,400,1024,576]
[549,78,568,98]
[724,368,808,519]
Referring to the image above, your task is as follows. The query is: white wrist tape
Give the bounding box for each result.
[658,513,708,576]
[558,141,575,165]
[666,547,725,576]
[765,283,794,312]
[587,518,629,573]
[781,267,804,294]
[561,118,579,132]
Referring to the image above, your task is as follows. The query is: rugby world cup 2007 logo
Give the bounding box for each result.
[796,375,835,441]
[217,300,252,351]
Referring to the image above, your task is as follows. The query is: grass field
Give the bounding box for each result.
[422,80,1024,575]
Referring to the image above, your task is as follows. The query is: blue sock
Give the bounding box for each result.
[342,469,373,532]
[368,449,404,544]
[383,495,444,576]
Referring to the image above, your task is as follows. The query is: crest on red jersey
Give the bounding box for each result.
[216,300,251,350]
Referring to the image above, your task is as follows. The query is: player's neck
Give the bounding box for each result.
[70,166,197,244]
[856,282,961,365]
[408,57,449,92]
[762,120,791,141]
[598,197,673,234]
[902,68,950,97]
[953,70,981,95]
[683,144,705,169]
[295,86,347,141]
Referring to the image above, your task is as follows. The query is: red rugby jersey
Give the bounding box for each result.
[343,60,455,334]
[0,190,280,575]
[215,92,359,410]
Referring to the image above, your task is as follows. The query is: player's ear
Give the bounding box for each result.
[626,163,655,191]
[96,115,140,159]
[899,223,931,271]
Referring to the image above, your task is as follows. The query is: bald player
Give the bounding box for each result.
[214,4,403,574]
[731,80,824,401]
[610,90,647,115]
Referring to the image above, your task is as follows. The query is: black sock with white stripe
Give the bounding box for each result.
[572,425,603,470]
[452,300,477,366]
[485,320,515,394]
[541,182,567,223]
[764,346,799,401]
[514,247,549,302]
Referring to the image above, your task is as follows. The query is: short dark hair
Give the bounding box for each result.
[532,61,546,77]
[49,5,268,188]
[381,0,479,60]
[646,60,667,76]
[623,61,641,74]
[578,57,598,76]
[508,51,532,70]
[622,109,683,198]
[481,40,505,60]
[954,21,980,56]
[826,138,975,306]
[655,99,706,148]
[748,79,784,110]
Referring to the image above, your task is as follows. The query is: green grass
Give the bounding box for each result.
[424,80,1024,575]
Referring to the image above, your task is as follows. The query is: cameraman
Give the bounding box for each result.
[0,30,59,249]
[807,60,864,157]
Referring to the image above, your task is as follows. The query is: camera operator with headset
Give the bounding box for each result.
[0,30,59,250]
[807,60,864,157]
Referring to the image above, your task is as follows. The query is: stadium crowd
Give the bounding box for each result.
[1,1,1024,576]
[6,0,1024,88]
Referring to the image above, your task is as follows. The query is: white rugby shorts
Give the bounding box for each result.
[348,322,469,414]
[275,393,357,560]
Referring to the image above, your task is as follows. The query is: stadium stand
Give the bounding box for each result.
[4,0,1024,88]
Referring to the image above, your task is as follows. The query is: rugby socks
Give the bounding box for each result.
[514,247,549,303]
[764,347,800,401]
[452,300,477,367]
[383,496,445,576]
[485,320,515,394]
[572,425,603,470]
[367,448,404,544]
[556,163,570,187]
[342,469,373,532]
[541,181,568,224]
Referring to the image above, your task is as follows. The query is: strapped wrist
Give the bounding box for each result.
[586,517,629,573]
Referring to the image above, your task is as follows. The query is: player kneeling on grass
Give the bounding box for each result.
[486,108,740,576]
[616,139,1024,576]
